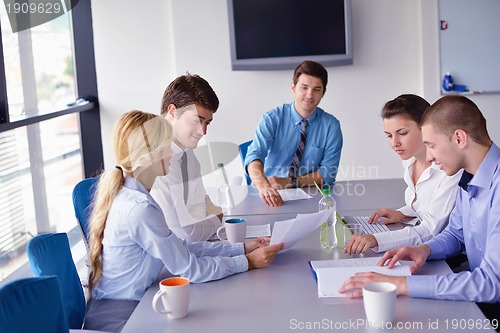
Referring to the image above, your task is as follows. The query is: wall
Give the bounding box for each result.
[91,0,500,183]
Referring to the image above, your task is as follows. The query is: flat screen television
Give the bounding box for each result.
[227,0,353,71]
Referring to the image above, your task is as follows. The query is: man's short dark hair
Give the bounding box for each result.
[293,61,328,93]
[161,73,219,116]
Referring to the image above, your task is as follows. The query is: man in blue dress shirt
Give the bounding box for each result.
[245,60,343,206]
[339,95,500,323]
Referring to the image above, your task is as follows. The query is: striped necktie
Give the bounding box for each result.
[289,119,308,178]
[180,151,188,203]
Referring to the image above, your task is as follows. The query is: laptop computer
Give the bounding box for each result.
[337,213,390,234]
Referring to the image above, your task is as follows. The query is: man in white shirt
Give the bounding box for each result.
[151,73,223,241]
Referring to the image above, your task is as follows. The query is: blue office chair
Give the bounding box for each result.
[27,233,86,329]
[0,276,69,333]
[239,140,252,185]
[72,177,99,245]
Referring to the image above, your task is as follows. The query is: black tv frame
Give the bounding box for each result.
[227,0,353,71]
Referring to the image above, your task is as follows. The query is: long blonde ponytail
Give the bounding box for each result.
[88,110,172,292]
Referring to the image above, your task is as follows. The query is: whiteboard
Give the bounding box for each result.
[439,0,500,93]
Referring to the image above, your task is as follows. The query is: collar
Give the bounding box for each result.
[123,175,149,195]
[461,142,500,191]
[171,142,185,162]
[290,102,319,125]
[401,157,439,184]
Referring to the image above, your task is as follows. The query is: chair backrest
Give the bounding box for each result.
[0,276,69,333]
[239,140,253,185]
[72,177,99,242]
[27,233,86,329]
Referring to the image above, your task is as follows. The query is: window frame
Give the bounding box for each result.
[0,0,103,285]
[0,0,103,177]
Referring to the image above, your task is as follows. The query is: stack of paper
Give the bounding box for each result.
[309,257,411,298]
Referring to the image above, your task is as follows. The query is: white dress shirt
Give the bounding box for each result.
[92,176,247,301]
[372,157,463,252]
[151,143,221,241]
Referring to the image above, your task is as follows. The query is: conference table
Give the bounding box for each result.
[121,179,493,333]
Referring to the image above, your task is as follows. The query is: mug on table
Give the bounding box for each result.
[152,277,190,319]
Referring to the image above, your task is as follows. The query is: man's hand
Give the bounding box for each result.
[378,244,431,274]
[248,160,284,206]
[256,183,284,206]
[205,195,223,221]
[268,176,293,190]
[338,272,408,298]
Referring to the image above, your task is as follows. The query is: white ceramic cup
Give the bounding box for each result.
[217,218,246,243]
[152,277,190,319]
[363,282,397,328]
[343,222,363,247]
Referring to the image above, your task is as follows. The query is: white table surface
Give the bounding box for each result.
[122,225,491,333]
[223,179,407,217]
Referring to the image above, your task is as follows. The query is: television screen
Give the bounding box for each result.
[228,0,353,71]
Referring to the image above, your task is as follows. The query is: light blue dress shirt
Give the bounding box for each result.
[408,143,500,302]
[92,176,248,301]
[244,102,343,185]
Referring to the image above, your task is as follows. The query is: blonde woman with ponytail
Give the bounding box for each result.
[84,111,284,332]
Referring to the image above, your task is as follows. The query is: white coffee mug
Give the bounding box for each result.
[152,277,190,319]
[217,218,246,243]
[363,282,397,328]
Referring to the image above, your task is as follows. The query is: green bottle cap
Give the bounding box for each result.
[322,188,331,195]
[217,163,224,168]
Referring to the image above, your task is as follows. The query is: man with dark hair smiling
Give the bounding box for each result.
[245,60,343,206]
[151,73,223,242]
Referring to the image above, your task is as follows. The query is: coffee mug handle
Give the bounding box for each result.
[217,225,227,241]
[152,290,170,314]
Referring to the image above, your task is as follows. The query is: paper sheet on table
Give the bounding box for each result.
[310,257,411,298]
[277,188,313,201]
[246,224,271,238]
[270,209,333,251]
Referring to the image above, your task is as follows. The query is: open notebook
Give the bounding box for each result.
[309,257,411,298]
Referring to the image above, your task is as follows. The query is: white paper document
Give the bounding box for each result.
[277,188,313,201]
[246,224,271,238]
[270,209,333,251]
[309,257,411,298]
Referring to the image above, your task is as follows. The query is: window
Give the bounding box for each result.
[0,0,102,285]
[1,6,76,120]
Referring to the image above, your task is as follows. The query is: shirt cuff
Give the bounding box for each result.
[372,233,390,253]
[407,275,437,298]
[232,254,249,272]
[397,206,416,218]
[228,242,245,257]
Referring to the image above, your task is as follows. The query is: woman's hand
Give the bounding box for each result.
[246,243,284,269]
[244,237,271,254]
[369,208,405,224]
[344,234,378,255]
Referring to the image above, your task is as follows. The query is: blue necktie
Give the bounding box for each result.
[289,119,308,178]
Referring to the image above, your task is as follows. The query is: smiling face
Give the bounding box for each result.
[167,104,213,149]
[383,115,425,160]
[291,74,325,118]
[422,123,464,176]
